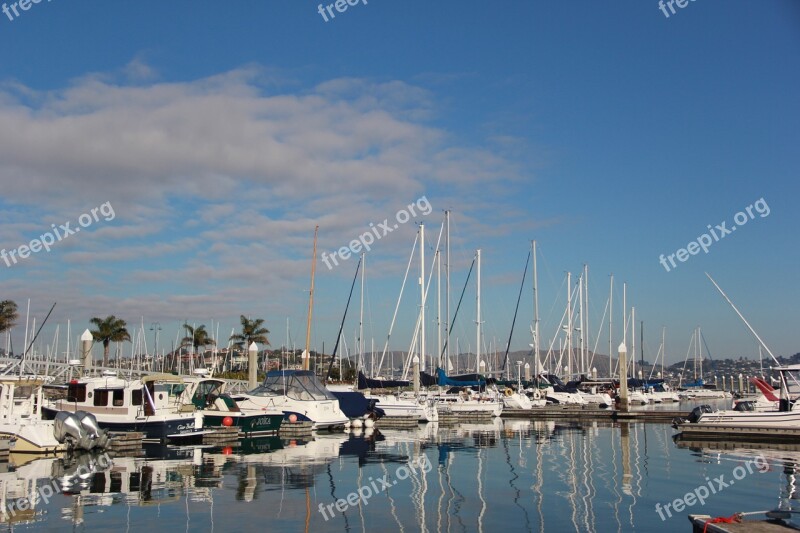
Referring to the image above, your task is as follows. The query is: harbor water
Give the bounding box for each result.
[2,415,797,532]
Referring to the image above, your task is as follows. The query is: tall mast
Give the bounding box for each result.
[584,264,589,375]
[533,240,539,374]
[578,272,585,375]
[661,326,666,377]
[631,306,636,379]
[698,326,703,378]
[445,210,451,365]
[359,251,365,374]
[566,271,572,378]
[419,224,426,372]
[303,225,318,371]
[622,282,627,346]
[436,249,442,369]
[609,275,613,378]
[476,249,482,373]
[640,319,644,377]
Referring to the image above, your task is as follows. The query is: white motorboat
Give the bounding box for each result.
[234,370,349,430]
[43,373,205,443]
[1,375,107,454]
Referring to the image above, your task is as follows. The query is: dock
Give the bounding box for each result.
[676,424,800,443]
[689,512,797,532]
[501,405,689,423]
[106,432,145,454]
[203,426,241,445]
[278,420,314,436]
[375,416,420,429]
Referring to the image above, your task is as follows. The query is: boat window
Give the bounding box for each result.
[131,389,142,406]
[13,386,33,399]
[249,373,335,401]
[94,389,110,407]
[113,389,124,407]
[67,383,87,402]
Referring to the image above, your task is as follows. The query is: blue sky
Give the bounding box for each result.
[0,1,797,366]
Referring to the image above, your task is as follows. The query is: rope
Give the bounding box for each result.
[703,513,742,533]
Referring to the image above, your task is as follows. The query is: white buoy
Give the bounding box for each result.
[364,418,375,428]
[351,418,363,428]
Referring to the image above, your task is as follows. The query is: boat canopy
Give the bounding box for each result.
[251,370,337,401]
[142,373,184,384]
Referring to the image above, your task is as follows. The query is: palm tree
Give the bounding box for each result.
[230,315,270,350]
[0,300,18,334]
[181,324,215,367]
[90,315,131,367]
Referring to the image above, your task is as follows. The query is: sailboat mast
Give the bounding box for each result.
[476,248,481,374]
[303,225,318,371]
[566,271,572,378]
[359,251,365,374]
[533,240,540,375]
[420,224,426,372]
[579,273,584,375]
[609,275,613,378]
[437,249,442,369]
[640,320,644,376]
[585,264,590,376]
[661,326,666,377]
[446,210,451,366]
[631,307,636,379]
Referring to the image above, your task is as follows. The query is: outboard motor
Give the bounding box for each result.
[53,411,109,451]
[687,405,713,423]
[54,411,89,448]
[75,410,110,450]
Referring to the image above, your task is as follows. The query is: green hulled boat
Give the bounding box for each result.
[181,376,284,436]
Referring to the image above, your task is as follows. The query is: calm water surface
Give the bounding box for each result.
[2,415,798,532]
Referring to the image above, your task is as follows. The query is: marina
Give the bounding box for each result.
[0,417,797,531]
[0,2,793,532]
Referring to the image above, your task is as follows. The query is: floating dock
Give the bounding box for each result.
[203,426,241,445]
[106,432,145,454]
[375,416,420,429]
[501,405,689,423]
[278,421,314,436]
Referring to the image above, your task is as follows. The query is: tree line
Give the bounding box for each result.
[0,300,269,368]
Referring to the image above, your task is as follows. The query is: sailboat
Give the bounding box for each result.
[236,226,349,430]
[677,326,729,400]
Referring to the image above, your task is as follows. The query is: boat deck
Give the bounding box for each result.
[689,513,797,532]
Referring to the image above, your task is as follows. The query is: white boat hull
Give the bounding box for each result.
[696,409,800,428]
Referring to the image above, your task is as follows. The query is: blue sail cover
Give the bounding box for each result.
[437,368,485,387]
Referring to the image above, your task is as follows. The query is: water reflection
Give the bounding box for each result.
[0,420,796,532]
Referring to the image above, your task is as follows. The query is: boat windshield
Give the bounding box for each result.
[249,372,336,401]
